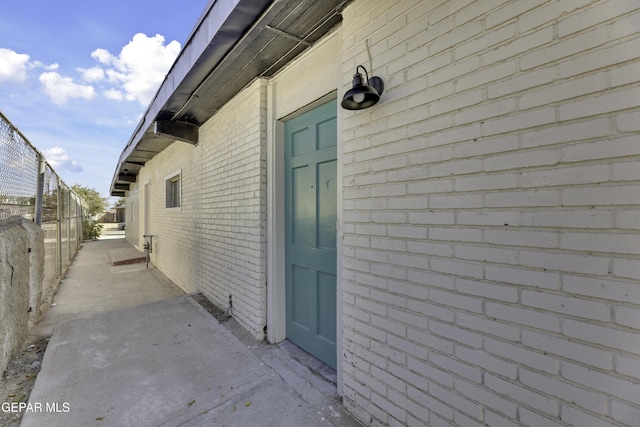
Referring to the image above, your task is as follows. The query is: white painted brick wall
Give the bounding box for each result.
[198,79,267,338]
[341,0,640,425]
[137,79,267,339]
[139,137,203,294]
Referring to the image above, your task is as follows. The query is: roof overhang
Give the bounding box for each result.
[110,0,350,196]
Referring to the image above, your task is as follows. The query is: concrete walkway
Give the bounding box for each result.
[30,235,183,340]
[22,234,360,426]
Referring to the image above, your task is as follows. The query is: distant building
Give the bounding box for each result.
[96,209,116,223]
[115,207,125,223]
[111,1,640,425]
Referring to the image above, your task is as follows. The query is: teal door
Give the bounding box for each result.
[285,100,337,369]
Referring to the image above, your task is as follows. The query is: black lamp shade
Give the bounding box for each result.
[341,84,380,110]
[341,68,385,110]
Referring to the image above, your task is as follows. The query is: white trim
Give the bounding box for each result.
[265,28,344,395]
[335,91,344,398]
[266,84,287,344]
[143,180,151,237]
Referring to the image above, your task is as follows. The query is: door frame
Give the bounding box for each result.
[144,181,150,237]
[266,90,344,393]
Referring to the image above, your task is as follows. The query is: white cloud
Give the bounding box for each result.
[91,48,112,65]
[92,33,180,105]
[79,66,105,83]
[106,68,127,87]
[43,146,83,172]
[29,61,59,71]
[39,71,97,105]
[0,48,30,83]
[103,88,124,101]
[2,33,179,107]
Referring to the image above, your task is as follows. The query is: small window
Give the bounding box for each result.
[165,172,181,209]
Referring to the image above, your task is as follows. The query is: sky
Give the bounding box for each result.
[0,0,210,205]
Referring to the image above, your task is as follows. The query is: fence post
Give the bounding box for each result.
[67,190,71,258]
[79,200,84,244]
[56,178,62,277]
[34,154,46,226]
[65,188,70,264]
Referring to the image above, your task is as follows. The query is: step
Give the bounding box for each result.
[109,248,147,266]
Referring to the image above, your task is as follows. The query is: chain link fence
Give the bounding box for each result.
[0,110,84,286]
[0,115,38,226]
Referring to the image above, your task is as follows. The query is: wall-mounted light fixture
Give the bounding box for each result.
[341,65,385,110]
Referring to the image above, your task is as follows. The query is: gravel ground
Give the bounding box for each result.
[0,336,50,427]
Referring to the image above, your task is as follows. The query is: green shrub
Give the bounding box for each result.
[82,217,103,240]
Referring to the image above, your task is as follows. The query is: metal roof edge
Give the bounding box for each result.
[109,0,350,197]
[110,0,273,196]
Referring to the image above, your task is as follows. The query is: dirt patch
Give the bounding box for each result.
[191,293,230,323]
[0,336,49,427]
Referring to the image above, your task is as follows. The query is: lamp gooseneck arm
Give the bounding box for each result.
[356,65,369,82]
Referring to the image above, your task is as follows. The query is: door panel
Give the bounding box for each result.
[317,117,337,150]
[316,271,337,342]
[292,265,310,330]
[317,160,337,250]
[285,100,337,369]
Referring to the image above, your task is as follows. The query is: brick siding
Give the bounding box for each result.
[340,0,640,426]
[198,79,268,338]
[138,79,267,339]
